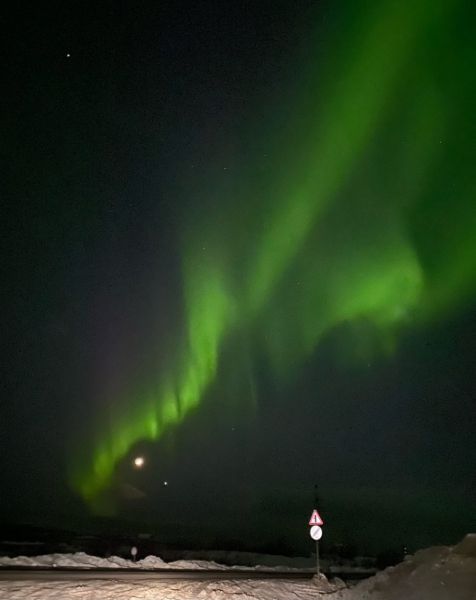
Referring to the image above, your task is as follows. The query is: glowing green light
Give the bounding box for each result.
[69,0,475,504]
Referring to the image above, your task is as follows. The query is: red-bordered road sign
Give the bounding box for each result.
[309,510,323,525]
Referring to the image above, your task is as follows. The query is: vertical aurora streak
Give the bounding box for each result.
[69,0,476,503]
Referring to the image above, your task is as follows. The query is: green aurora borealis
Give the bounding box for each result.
[69,0,476,504]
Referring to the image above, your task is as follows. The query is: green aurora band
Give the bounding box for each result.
[70,0,476,503]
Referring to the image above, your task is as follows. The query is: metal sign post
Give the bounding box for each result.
[309,520,323,577]
[316,538,320,576]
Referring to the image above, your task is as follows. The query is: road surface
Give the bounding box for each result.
[0,567,373,582]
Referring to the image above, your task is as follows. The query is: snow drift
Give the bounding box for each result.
[345,533,476,600]
[0,535,475,599]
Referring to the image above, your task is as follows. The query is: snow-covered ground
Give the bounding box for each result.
[340,533,476,600]
[177,550,376,573]
[177,550,320,570]
[0,549,374,573]
[0,574,343,600]
[0,552,189,570]
[0,552,309,571]
[0,534,474,599]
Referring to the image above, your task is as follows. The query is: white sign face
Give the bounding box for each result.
[131,546,138,556]
[310,525,323,541]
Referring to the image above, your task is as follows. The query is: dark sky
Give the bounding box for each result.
[1,0,475,555]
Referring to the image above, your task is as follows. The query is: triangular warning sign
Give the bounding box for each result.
[309,510,323,526]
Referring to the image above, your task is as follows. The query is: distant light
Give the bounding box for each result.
[134,457,144,468]
[163,481,168,486]
[66,53,71,57]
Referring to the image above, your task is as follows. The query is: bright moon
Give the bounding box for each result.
[134,456,144,468]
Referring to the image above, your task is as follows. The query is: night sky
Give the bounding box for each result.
[1,0,476,555]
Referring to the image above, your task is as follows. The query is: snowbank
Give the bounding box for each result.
[0,551,308,572]
[345,533,476,600]
[178,549,319,570]
[0,552,167,570]
[1,535,475,599]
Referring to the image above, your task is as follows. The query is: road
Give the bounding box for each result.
[0,567,373,582]
[0,568,312,581]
